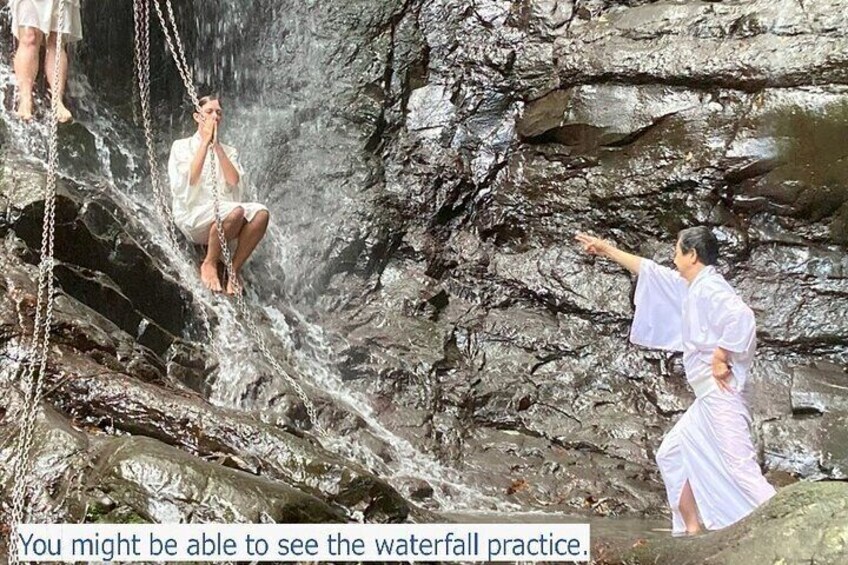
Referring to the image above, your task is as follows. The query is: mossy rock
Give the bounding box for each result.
[600,481,848,564]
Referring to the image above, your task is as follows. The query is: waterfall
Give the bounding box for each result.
[0,0,510,514]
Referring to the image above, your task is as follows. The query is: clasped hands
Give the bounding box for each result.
[200,117,219,149]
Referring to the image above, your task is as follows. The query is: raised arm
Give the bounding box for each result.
[576,232,687,352]
[189,118,215,187]
[575,233,643,274]
[214,143,241,189]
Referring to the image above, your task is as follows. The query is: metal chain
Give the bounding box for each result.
[142,0,323,435]
[134,0,179,247]
[150,0,198,109]
[161,0,198,107]
[132,0,220,360]
[5,3,68,563]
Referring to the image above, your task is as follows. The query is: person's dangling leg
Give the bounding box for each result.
[226,210,269,295]
[13,27,43,121]
[45,32,72,123]
[201,207,246,292]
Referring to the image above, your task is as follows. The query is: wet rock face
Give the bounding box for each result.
[556,0,848,90]
[47,368,411,523]
[607,481,848,565]
[0,401,347,527]
[3,168,202,353]
[0,243,410,525]
[95,437,347,524]
[305,0,848,515]
[1,0,847,537]
[0,400,90,524]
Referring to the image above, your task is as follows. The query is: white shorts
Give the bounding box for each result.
[177,201,269,245]
[11,0,83,43]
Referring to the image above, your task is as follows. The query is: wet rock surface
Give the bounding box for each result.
[0,401,348,527]
[599,481,848,564]
[298,0,848,517]
[0,236,410,521]
[2,160,204,353]
[1,1,847,559]
[93,436,347,524]
[0,400,90,524]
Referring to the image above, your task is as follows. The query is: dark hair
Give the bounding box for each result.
[196,93,220,110]
[677,226,719,266]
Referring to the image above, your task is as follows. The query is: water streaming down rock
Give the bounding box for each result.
[0,0,514,520]
[175,0,516,511]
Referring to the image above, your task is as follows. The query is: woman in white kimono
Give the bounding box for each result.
[168,94,270,294]
[576,227,775,535]
[10,0,83,122]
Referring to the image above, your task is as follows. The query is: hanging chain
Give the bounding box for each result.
[134,0,178,247]
[133,0,221,365]
[150,0,198,108]
[5,4,68,564]
[141,0,323,436]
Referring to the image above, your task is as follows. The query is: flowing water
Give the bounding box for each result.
[0,0,515,514]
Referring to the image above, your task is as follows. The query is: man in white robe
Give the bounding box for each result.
[576,227,775,535]
[168,94,269,294]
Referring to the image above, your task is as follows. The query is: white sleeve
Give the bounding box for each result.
[167,140,202,209]
[222,144,247,198]
[709,291,756,354]
[629,259,687,352]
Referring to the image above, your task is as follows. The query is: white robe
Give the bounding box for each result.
[631,260,776,533]
[167,133,268,244]
[11,0,83,43]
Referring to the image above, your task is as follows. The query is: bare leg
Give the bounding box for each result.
[227,210,270,295]
[45,32,72,123]
[13,27,43,121]
[201,207,246,292]
[679,480,702,534]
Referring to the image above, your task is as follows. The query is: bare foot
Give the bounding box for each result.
[672,529,701,538]
[16,95,34,122]
[200,260,223,292]
[225,272,243,296]
[55,100,73,123]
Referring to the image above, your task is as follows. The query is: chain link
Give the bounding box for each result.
[142,0,323,435]
[4,1,323,560]
[134,0,179,248]
[150,0,199,109]
[5,3,68,563]
[132,0,220,363]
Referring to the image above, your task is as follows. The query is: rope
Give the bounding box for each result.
[5,3,68,563]
[137,0,323,436]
